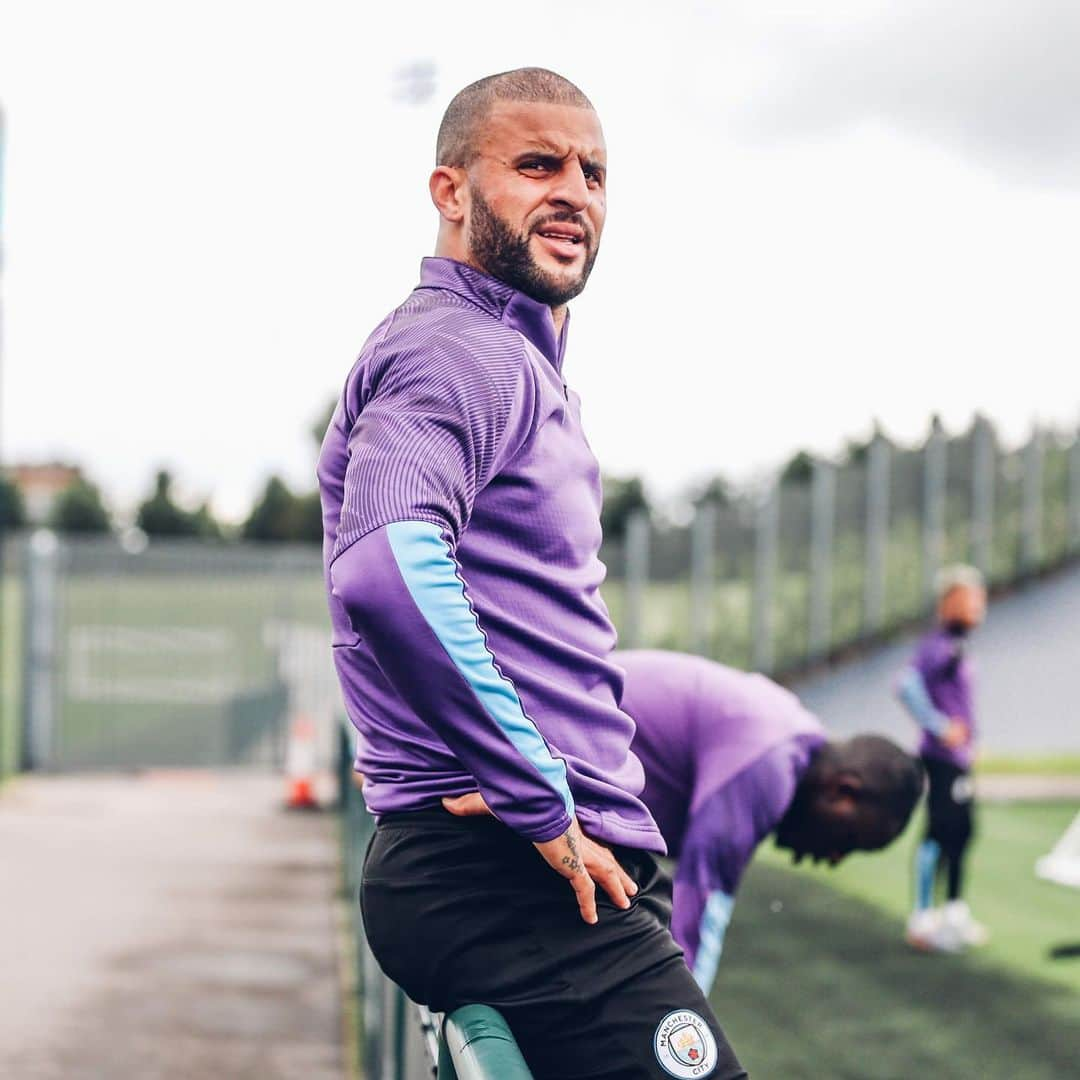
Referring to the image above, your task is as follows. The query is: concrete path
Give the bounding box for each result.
[0,771,346,1080]
[795,561,1080,756]
[977,774,1080,801]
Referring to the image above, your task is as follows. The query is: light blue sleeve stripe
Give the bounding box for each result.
[915,839,940,910]
[385,520,574,817]
[692,890,735,996]
[897,667,949,735]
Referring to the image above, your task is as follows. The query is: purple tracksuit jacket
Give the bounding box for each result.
[617,650,826,993]
[897,626,976,770]
[318,257,664,853]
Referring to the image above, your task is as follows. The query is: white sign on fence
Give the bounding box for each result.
[67,625,238,704]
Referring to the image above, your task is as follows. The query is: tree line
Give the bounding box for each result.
[0,412,960,545]
[0,468,326,543]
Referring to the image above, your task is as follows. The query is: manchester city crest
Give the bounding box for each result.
[653,1010,717,1078]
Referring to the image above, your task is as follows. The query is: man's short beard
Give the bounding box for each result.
[467,190,598,307]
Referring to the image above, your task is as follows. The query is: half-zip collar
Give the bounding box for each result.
[418,257,567,373]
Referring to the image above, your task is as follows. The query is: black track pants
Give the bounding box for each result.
[361,809,747,1080]
[923,755,975,901]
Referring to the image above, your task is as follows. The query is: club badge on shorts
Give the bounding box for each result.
[653,1010,717,1077]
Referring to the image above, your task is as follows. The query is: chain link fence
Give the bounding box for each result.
[9,417,1078,769]
[610,418,1080,675]
[13,535,336,771]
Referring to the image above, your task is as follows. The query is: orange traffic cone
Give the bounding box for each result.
[285,715,320,810]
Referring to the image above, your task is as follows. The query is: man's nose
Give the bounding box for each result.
[547,163,591,212]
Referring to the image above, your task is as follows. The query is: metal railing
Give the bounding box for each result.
[338,724,533,1080]
[603,415,1080,673]
[438,1006,533,1079]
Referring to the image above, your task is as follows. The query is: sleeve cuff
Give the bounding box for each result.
[511,810,575,844]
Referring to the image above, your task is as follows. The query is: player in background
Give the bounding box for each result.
[619,650,922,993]
[446,649,922,995]
[896,565,988,953]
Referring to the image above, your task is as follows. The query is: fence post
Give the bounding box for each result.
[922,422,947,608]
[1020,427,1044,574]
[1070,427,1080,555]
[689,501,716,656]
[808,459,835,660]
[751,484,778,674]
[622,510,650,649]
[863,433,890,634]
[971,415,996,579]
[22,529,60,770]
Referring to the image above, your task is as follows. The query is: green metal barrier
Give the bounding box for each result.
[338,722,533,1079]
[439,1005,534,1079]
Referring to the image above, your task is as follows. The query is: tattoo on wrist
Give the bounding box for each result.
[561,826,582,873]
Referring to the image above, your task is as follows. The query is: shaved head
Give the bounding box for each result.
[775,735,923,864]
[436,67,594,167]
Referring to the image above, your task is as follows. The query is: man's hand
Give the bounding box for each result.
[442,794,638,924]
[942,719,968,749]
[442,792,494,818]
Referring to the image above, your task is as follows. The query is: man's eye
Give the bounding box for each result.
[519,161,551,175]
[584,169,603,188]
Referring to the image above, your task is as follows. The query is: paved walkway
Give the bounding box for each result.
[977,774,1080,801]
[0,771,346,1080]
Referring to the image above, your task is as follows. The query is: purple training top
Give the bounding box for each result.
[318,257,664,853]
[910,627,976,770]
[617,649,825,991]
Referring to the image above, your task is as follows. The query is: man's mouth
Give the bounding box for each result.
[534,224,586,251]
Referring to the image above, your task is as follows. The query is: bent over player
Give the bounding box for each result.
[619,650,923,993]
[449,648,922,995]
[897,565,988,953]
[319,69,745,1079]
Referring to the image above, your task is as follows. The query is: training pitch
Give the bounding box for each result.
[712,801,1080,1079]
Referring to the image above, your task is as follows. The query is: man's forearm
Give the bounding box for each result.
[896,667,949,736]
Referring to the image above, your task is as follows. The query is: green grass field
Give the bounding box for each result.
[715,802,1080,1077]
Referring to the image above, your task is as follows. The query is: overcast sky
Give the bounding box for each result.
[2,0,1079,520]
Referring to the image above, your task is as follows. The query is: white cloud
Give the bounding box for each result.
[1,1,1077,522]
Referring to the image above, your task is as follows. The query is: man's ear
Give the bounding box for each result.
[430,166,467,223]
[824,771,863,810]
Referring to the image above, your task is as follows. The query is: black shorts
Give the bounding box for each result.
[361,809,746,1080]
[922,755,975,851]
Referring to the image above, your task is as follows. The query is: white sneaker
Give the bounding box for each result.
[942,900,989,947]
[905,908,943,952]
[906,907,966,954]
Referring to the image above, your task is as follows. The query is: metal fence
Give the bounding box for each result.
[9,417,1076,772]
[13,533,336,771]
[604,418,1080,673]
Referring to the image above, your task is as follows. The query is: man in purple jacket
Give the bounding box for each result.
[618,650,922,994]
[319,69,745,1080]
[896,565,988,954]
